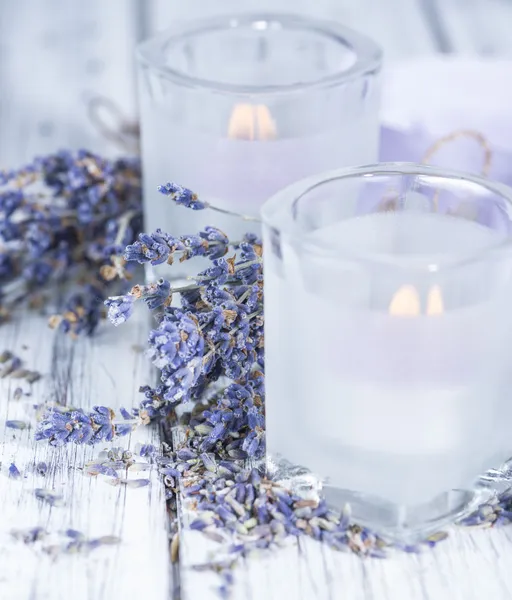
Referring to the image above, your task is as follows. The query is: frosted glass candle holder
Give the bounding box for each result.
[136,13,382,278]
[261,163,512,542]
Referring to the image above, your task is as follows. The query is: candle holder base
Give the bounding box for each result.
[479,457,512,495]
[321,485,492,545]
[266,453,499,544]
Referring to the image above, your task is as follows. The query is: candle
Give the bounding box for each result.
[262,163,512,540]
[136,13,382,278]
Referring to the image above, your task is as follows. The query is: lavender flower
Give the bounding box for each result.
[9,463,21,479]
[0,150,141,329]
[50,284,107,336]
[35,406,137,446]
[104,294,135,326]
[157,182,207,210]
[124,227,229,267]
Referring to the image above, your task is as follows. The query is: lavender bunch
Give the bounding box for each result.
[103,183,265,458]
[0,149,142,333]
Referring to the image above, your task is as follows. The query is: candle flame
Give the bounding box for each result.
[388,285,421,317]
[426,285,444,316]
[227,103,277,140]
[389,284,444,316]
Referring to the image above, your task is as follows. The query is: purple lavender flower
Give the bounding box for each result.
[35,406,134,447]
[157,182,207,210]
[50,284,106,336]
[130,279,171,311]
[148,310,204,367]
[9,463,21,479]
[124,230,177,265]
[0,190,23,218]
[199,227,229,258]
[104,294,135,326]
[1,149,141,328]
[123,227,230,266]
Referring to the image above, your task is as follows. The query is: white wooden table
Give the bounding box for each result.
[3,1,512,599]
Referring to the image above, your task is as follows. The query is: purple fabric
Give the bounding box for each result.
[379,126,512,187]
[371,126,512,234]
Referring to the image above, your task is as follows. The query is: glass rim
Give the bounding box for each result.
[260,162,512,271]
[135,12,382,96]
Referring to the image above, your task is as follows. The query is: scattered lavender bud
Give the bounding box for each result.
[11,527,46,544]
[177,448,197,461]
[0,351,13,363]
[122,479,150,488]
[137,443,157,458]
[35,488,63,507]
[200,453,217,473]
[6,420,29,430]
[36,461,48,476]
[65,529,85,540]
[25,371,42,384]
[88,535,121,548]
[9,463,21,479]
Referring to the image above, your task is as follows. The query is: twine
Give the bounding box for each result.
[423,129,492,213]
[87,96,140,154]
[378,129,493,213]
[420,129,492,177]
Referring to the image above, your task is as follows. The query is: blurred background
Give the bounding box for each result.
[1,0,511,165]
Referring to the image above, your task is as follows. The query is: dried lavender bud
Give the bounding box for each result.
[157,182,207,210]
[136,443,157,458]
[9,463,21,479]
[35,488,63,507]
[11,527,46,544]
[104,294,135,326]
[122,479,150,488]
[25,371,42,384]
[36,461,48,476]
[6,420,29,430]
[0,350,13,363]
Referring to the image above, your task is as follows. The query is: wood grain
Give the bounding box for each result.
[0,306,170,600]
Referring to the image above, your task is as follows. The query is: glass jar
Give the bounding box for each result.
[136,13,382,279]
[262,162,512,542]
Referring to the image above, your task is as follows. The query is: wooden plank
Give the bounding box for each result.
[0,304,170,600]
[432,0,512,55]
[179,503,512,600]
[0,0,140,165]
[145,0,437,58]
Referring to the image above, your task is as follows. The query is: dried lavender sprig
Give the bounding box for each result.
[123,227,234,266]
[157,182,260,223]
[102,219,264,426]
[35,405,139,447]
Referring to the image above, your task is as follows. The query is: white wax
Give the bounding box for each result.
[264,210,512,504]
[138,97,379,279]
[306,210,506,264]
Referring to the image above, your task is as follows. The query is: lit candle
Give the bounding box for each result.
[227,103,277,141]
[136,14,382,278]
[263,164,512,539]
